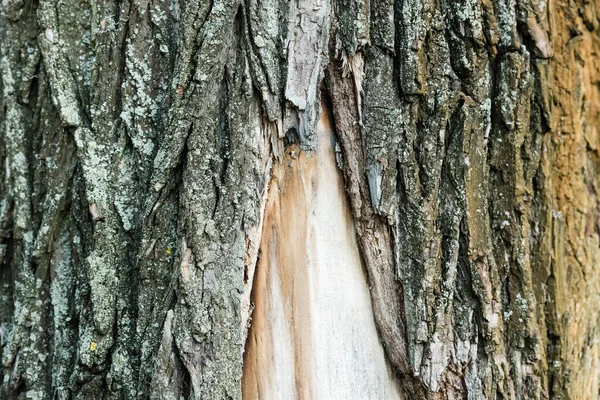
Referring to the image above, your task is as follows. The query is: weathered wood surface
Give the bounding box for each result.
[242,104,402,399]
[1,0,600,397]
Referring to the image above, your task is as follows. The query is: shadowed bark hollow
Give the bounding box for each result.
[1,0,599,398]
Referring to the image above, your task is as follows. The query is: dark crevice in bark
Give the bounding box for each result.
[1,0,599,396]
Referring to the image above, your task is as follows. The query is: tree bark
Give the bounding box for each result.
[1,0,599,398]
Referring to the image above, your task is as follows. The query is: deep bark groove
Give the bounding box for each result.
[2,0,600,398]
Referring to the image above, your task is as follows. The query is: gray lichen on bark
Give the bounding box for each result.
[1,0,599,397]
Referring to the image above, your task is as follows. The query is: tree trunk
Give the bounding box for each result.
[1,0,599,397]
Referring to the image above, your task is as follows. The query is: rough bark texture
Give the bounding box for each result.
[1,0,600,397]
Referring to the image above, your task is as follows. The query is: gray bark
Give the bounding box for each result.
[1,0,599,398]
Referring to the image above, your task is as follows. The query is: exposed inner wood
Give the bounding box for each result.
[242,103,402,399]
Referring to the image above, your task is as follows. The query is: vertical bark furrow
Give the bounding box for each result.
[1,0,600,397]
[327,0,580,397]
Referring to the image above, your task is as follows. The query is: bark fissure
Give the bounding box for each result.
[2,0,600,397]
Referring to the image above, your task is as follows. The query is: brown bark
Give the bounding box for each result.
[1,0,599,398]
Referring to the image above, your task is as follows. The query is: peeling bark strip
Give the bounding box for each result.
[242,103,402,399]
[1,0,600,396]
